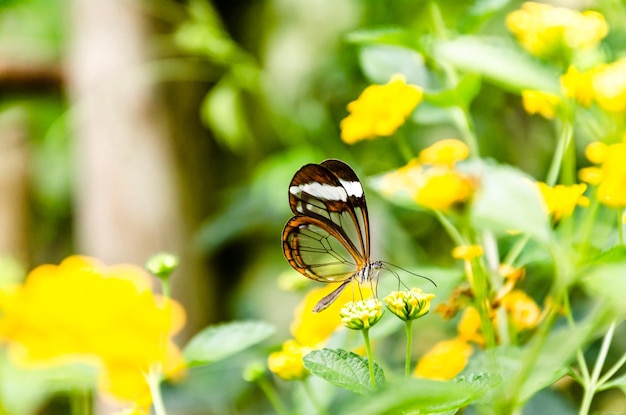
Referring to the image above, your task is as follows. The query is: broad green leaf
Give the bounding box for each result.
[433,36,559,93]
[184,321,275,366]
[359,44,432,86]
[201,76,252,154]
[341,373,500,414]
[424,73,482,109]
[465,160,550,243]
[302,348,385,394]
[582,262,626,317]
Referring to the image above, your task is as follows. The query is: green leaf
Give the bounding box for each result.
[424,73,482,109]
[465,160,550,243]
[341,373,500,414]
[466,319,597,405]
[184,321,275,366]
[201,76,252,154]
[359,44,432,86]
[302,348,385,394]
[459,0,513,33]
[433,36,559,93]
[582,261,626,318]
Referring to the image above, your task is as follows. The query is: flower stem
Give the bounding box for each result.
[433,210,466,246]
[147,369,167,415]
[405,319,413,376]
[362,328,377,390]
[618,209,624,246]
[70,389,92,415]
[300,378,329,415]
[257,376,290,415]
[546,119,573,186]
[579,321,616,415]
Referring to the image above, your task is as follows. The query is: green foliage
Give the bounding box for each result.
[302,348,385,395]
[183,321,275,366]
[466,160,550,243]
[342,373,500,414]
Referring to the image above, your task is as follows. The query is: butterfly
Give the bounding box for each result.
[282,159,384,312]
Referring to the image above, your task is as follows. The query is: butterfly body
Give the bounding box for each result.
[282,159,380,312]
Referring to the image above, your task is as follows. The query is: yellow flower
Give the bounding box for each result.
[537,182,589,221]
[498,264,525,282]
[290,282,373,347]
[340,74,423,144]
[578,167,602,186]
[592,59,626,112]
[340,298,383,330]
[560,66,595,107]
[413,337,473,380]
[582,139,626,208]
[0,256,186,408]
[457,306,484,345]
[585,141,608,164]
[501,290,541,331]
[414,167,473,210]
[267,339,311,381]
[419,139,470,167]
[383,288,435,321]
[506,2,608,59]
[521,90,560,118]
[451,245,484,261]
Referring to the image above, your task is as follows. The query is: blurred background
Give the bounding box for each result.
[2,0,624,413]
[0,0,487,338]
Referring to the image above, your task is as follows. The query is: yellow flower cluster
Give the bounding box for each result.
[501,290,542,331]
[267,340,312,381]
[340,298,383,330]
[0,256,185,408]
[580,139,626,208]
[268,282,373,380]
[383,288,435,321]
[413,337,473,381]
[381,139,474,211]
[537,182,589,221]
[506,2,608,59]
[340,74,423,144]
[521,90,561,119]
[558,60,626,112]
[418,261,541,380]
[451,244,484,261]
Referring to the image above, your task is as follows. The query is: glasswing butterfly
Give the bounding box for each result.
[281,159,384,312]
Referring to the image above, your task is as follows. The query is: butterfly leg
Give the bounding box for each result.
[313,280,352,312]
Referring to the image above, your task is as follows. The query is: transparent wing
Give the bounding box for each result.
[282,215,361,282]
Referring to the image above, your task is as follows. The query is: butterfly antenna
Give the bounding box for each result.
[381,264,413,291]
[380,261,437,287]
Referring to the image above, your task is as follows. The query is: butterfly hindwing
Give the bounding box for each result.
[283,214,362,282]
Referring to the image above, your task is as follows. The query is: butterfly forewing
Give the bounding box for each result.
[288,162,369,259]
